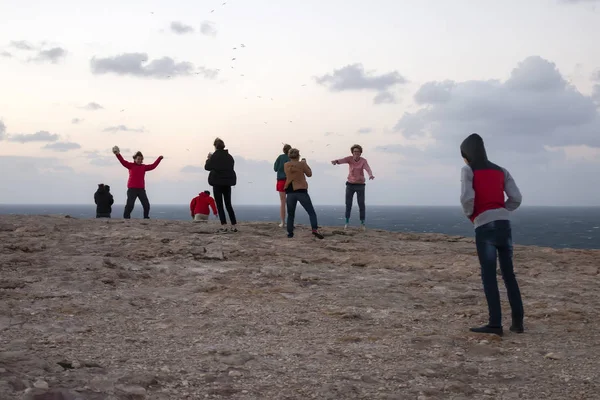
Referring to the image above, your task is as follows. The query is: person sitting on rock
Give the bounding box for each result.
[460,133,524,336]
[190,190,218,222]
[283,148,324,239]
[94,183,114,218]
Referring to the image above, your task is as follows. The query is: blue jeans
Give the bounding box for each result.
[345,182,365,220]
[475,220,524,327]
[286,191,318,235]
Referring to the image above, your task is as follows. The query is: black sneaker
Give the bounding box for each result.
[312,230,324,239]
[287,232,294,238]
[470,325,503,336]
[510,321,524,333]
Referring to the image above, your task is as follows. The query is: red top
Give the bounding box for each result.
[116,153,162,189]
[470,168,506,222]
[190,192,217,216]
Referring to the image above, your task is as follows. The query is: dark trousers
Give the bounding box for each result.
[213,185,237,225]
[286,191,319,234]
[96,213,111,218]
[124,188,150,219]
[475,220,524,327]
[345,182,366,220]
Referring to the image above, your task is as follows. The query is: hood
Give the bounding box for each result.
[460,133,488,165]
[198,192,208,197]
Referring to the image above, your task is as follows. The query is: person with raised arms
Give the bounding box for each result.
[274,143,292,227]
[112,146,163,219]
[331,144,374,230]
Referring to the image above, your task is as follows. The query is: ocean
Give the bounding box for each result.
[1,204,599,250]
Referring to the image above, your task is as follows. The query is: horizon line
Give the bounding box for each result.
[1,204,599,208]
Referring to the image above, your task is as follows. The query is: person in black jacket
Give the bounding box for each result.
[204,137,238,232]
[94,183,114,218]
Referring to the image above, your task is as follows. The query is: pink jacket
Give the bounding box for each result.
[334,156,373,184]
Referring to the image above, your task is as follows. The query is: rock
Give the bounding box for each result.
[115,384,147,397]
[23,388,82,400]
[228,370,242,377]
[544,352,563,360]
[219,352,254,366]
[33,380,49,389]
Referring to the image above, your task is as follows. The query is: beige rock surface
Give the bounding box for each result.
[0,215,599,399]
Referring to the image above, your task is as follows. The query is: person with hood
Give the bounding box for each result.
[204,138,238,232]
[113,146,163,219]
[94,183,114,218]
[284,148,324,239]
[460,133,524,336]
[190,190,218,222]
[274,143,292,228]
[331,144,374,230]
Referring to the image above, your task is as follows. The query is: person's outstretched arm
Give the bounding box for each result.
[115,153,133,169]
[503,168,523,211]
[145,156,163,171]
[331,156,352,165]
[460,166,475,219]
[209,197,217,215]
[204,154,214,171]
[363,159,374,179]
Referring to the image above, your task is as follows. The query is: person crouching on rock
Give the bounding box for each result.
[460,133,524,336]
[283,148,324,239]
[94,183,114,218]
[190,190,218,222]
[113,146,163,219]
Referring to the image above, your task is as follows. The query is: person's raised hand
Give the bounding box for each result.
[369,176,375,180]
[159,155,164,160]
[112,145,120,155]
[331,160,337,165]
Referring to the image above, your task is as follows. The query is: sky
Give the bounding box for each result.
[1,0,600,206]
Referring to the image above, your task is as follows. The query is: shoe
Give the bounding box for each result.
[312,230,324,239]
[344,224,348,230]
[469,325,503,336]
[278,221,285,228]
[287,232,294,238]
[510,318,524,333]
[231,227,238,232]
[361,223,366,231]
[218,227,228,233]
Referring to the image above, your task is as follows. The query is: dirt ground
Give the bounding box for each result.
[0,215,599,399]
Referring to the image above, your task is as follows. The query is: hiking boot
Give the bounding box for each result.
[469,325,503,336]
[312,229,324,239]
[510,317,524,333]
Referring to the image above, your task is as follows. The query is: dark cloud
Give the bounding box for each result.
[181,165,205,173]
[1,51,12,58]
[315,63,407,104]
[102,125,145,133]
[200,21,217,37]
[392,56,600,153]
[357,128,372,134]
[81,102,104,111]
[31,47,67,64]
[43,141,82,152]
[7,131,60,143]
[90,53,216,79]
[170,21,195,34]
[71,118,83,124]
[9,40,35,51]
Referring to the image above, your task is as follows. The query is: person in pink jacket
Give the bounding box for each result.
[331,144,374,230]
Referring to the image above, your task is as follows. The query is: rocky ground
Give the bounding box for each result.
[0,215,599,400]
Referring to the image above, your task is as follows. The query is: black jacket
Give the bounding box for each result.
[204,149,237,187]
[94,186,114,214]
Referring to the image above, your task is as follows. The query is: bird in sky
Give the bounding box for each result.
[240,44,246,48]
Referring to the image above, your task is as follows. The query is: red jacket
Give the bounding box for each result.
[116,153,162,189]
[190,192,217,216]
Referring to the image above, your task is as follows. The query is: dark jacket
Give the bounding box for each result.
[94,185,114,215]
[204,149,237,187]
[273,153,290,180]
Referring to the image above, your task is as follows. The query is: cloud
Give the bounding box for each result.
[81,102,104,111]
[200,21,217,37]
[9,40,35,51]
[315,63,407,105]
[181,165,205,173]
[43,141,82,152]
[1,51,12,58]
[31,47,67,64]
[170,21,195,34]
[357,128,372,134]
[102,125,145,133]
[6,131,60,143]
[392,56,600,154]
[90,53,208,79]
[373,91,397,104]
[71,118,83,124]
